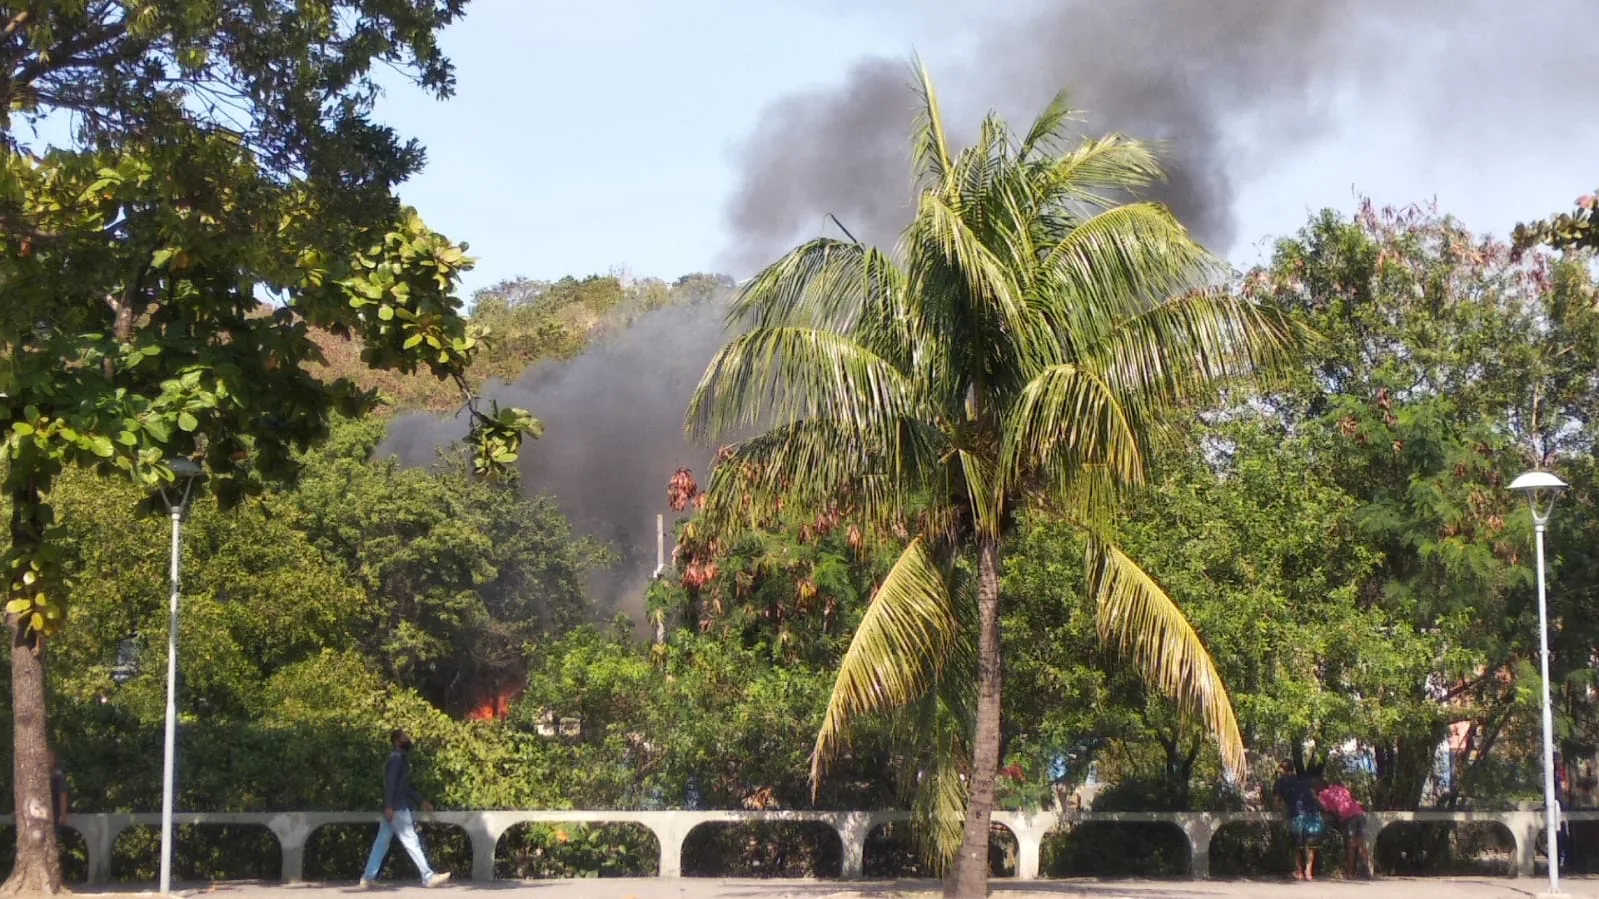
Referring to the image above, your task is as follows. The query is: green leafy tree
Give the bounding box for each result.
[1243,201,1599,807]
[516,623,899,813]
[1005,416,1393,806]
[684,65,1294,896]
[0,3,539,890]
[288,417,604,714]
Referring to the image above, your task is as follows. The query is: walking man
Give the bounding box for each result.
[360,728,451,889]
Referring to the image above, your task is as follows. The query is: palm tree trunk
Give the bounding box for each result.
[3,484,63,894]
[945,537,1003,897]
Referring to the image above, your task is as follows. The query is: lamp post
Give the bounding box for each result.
[158,458,204,896]
[1509,469,1567,896]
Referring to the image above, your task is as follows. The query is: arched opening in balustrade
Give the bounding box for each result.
[1042,820,1188,877]
[1208,821,1293,878]
[861,821,1018,878]
[1532,825,1558,878]
[1374,821,1515,876]
[681,820,842,878]
[0,825,89,883]
[988,822,1018,877]
[303,821,471,882]
[111,823,278,883]
[494,821,658,879]
[1565,821,1599,873]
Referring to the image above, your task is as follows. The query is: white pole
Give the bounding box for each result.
[159,505,182,895]
[1534,520,1561,895]
[653,514,667,645]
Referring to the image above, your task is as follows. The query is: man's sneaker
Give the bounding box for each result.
[424,872,451,888]
[357,878,374,889]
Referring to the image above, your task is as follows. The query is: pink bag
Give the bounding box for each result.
[1318,784,1363,819]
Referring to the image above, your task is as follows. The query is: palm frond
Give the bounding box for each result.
[697,416,951,535]
[910,694,972,874]
[1019,88,1078,160]
[812,538,957,789]
[1090,540,1245,777]
[910,58,954,193]
[684,326,919,445]
[1042,462,1125,536]
[1037,203,1219,356]
[892,560,978,873]
[727,238,909,346]
[956,448,1001,539]
[1083,285,1300,415]
[1037,133,1167,205]
[903,191,1055,379]
[1000,363,1147,499]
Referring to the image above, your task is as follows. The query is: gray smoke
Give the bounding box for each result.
[379,0,1599,628]
[380,296,733,624]
[722,0,1599,272]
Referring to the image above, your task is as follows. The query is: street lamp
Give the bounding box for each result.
[1509,469,1567,896]
[157,458,204,896]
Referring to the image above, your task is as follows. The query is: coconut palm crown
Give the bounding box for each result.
[685,64,1299,897]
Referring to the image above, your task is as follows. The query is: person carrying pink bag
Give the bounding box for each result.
[1317,780,1372,878]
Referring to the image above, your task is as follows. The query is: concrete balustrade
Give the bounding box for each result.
[7,806,1595,885]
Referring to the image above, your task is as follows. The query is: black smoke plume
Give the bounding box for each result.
[723,0,1599,272]
[383,1,1598,627]
[379,296,732,624]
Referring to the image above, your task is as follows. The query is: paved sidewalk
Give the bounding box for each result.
[69,877,1599,899]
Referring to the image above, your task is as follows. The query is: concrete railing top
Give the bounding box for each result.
[11,805,1591,886]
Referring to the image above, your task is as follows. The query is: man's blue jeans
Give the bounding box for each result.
[362,808,436,883]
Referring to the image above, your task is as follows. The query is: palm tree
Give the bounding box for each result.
[685,64,1297,897]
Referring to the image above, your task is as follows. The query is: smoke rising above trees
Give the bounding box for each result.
[382,0,1599,628]
[722,0,1599,272]
[380,276,735,622]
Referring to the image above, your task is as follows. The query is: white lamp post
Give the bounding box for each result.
[158,458,204,896]
[1508,469,1567,896]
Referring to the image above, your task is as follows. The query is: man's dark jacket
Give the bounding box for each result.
[384,749,423,811]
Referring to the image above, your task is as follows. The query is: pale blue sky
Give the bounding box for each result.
[378,1,1598,297]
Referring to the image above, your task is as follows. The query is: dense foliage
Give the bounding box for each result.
[1,99,1595,887]
[0,2,541,889]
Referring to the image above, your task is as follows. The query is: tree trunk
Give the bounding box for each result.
[945,538,1003,898]
[3,485,62,894]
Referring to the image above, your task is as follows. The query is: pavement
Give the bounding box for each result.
[60,878,1599,899]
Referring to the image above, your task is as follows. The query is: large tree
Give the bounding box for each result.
[0,2,536,891]
[1244,201,1599,808]
[685,65,1294,896]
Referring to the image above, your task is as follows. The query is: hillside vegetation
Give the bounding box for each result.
[306,272,734,414]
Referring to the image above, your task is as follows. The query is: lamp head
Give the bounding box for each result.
[167,458,204,481]
[1509,469,1567,525]
[160,457,206,516]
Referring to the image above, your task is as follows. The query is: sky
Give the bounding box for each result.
[376,0,1599,299]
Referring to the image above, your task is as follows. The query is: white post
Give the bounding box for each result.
[1534,520,1561,895]
[159,505,182,895]
[653,514,667,645]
